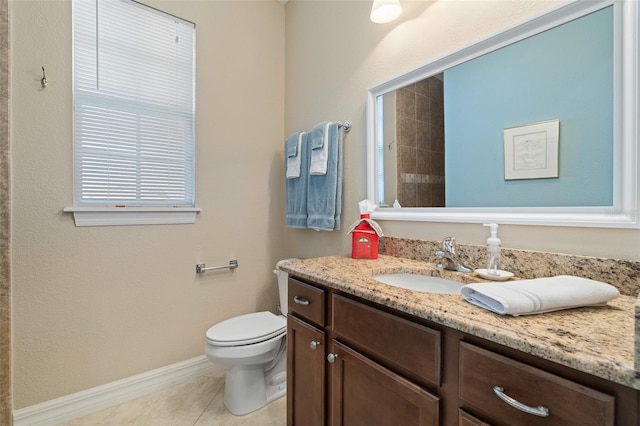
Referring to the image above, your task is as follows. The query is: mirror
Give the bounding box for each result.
[366,0,639,228]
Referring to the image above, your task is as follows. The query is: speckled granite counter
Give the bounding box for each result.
[279,255,640,390]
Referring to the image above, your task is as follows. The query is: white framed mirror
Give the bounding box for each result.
[366,0,639,228]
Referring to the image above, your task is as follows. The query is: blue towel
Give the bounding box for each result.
[285,132,309,228]
[307,122,343,231]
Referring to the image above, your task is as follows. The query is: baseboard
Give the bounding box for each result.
[13,355,219,426]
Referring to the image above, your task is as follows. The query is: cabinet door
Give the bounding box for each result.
[287,315,326,426]
[328,340,439,426]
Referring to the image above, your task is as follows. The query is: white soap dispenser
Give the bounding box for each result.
[483,223,501,276]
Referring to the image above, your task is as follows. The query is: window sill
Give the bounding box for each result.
[63,207,201,227]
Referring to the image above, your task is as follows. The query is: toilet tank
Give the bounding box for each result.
[274,258,299,315]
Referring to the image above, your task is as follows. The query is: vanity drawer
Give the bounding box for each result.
[458,410,491,426]
[288,278,326,326]
[459,342,614,426]
[332,293,441,387]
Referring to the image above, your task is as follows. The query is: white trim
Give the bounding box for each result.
[12,355,219,426]
[366,0,640,228]
[371,206,638,228]
[63,206,201,226]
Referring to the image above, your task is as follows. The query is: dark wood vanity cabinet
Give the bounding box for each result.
[286,276,639,426]
[329,294,440,425]
[287,277,439,425]
[287,279,327,426]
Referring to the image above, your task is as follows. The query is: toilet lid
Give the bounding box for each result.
[206,311,286,347]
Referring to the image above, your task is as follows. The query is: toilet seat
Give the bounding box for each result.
[206,311,286,347]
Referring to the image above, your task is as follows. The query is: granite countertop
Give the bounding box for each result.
[279,255,639,390]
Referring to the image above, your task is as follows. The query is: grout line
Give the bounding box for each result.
[193,375,224,426]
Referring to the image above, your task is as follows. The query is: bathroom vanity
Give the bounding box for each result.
[282,255,640,426]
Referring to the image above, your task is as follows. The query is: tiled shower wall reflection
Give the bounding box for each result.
[396,75,445,207]
[1,0,10,423]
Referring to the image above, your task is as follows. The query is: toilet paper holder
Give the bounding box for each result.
[196,260,239,274]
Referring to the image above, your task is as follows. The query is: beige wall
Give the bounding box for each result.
[10,0,286,409]
[283,0,640,261]
[1,0,10,421]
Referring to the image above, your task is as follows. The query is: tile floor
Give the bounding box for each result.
[64,371,286,426]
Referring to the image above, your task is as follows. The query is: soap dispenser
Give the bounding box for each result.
[483,223,501,276]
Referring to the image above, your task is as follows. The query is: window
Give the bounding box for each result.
[66,0,199,226]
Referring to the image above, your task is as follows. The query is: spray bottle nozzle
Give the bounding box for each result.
[483,223,499,238]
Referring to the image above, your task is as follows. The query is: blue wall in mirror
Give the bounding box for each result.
[444,6,613,207]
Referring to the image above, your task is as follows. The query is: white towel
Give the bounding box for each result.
[309,122,330,175]
[461,275,620,316]
[286,132,305,179]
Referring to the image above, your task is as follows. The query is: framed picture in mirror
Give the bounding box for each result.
[503,119,559,180]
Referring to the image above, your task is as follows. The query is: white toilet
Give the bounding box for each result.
[205,259,296,416]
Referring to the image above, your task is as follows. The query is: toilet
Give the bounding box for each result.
[204,259,296,416]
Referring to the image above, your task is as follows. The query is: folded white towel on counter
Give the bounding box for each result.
[461,275,620,316]
[285,131,305,179]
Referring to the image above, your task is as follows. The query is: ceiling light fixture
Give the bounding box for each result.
[370,0,402,24]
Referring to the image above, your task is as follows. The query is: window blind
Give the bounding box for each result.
[73,0,195,207]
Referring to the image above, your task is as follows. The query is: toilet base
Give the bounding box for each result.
[223,348,287,416]
[264,353,287,404]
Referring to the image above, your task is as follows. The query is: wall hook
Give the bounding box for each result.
[41,66,48,88]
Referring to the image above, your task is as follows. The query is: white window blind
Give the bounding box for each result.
[73,0,195,208]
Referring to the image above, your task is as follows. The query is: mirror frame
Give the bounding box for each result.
[366,0,639,228]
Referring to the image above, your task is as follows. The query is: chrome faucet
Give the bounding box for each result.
[435,237,472,273]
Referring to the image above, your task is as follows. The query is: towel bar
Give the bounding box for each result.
[196,260,238,273]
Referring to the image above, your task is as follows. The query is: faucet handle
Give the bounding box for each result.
[443,237,457,254]
[438,237,472,274]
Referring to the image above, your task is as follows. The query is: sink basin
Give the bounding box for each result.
[373,273,465,294]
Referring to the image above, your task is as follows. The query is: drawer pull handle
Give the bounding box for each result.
[493,386,550,417]
[293,296,310,305]
[310,341,320,350]
[327,353,338,363]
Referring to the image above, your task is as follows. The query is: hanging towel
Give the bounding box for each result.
[334,125,343,229]
[285,132,309,228]
[309,121,330,175]
[307,122,343,231]
[286,132,304,179]
[460,275,620,316]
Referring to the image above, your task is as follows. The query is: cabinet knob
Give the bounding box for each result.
[493,386,550,417]
[327,353,338,363]
[293,296,310,305]
[310,341,320,350]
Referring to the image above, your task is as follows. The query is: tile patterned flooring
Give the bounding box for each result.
[64,372,286,426]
